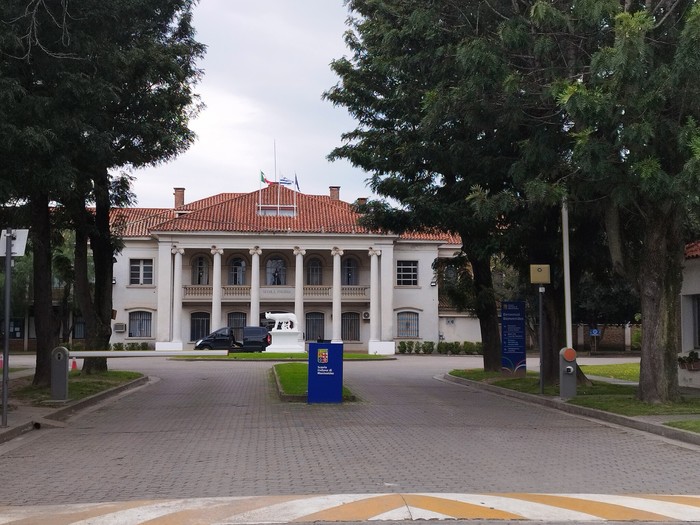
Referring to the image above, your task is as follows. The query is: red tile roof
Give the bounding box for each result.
[113,186,460,244]
[686,242,700,259]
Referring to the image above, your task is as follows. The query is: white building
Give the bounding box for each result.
[110,185,480,353]
[680,241,700,387]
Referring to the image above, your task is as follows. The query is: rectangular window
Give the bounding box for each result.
[228,312,246,342]
[128,311,152,337]
[396,260,418,286]
[341,312,360,341]
[306,312,325,341]
[130,259,153,285]
[397,312,419,338]
[190,313,210,341]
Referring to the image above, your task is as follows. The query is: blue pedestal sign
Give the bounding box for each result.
[308,343,343,403]
[501,301,526,374]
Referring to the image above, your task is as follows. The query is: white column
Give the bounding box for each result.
[250,246,262,326]
[211,247,223,330]
[156,242,174,346]
[379,243,395,342]
[171,247,184,343]
[331,247,343,343]
[294,247,305,334]
[368,248,381,342]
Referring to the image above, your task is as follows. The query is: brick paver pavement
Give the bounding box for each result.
[0,356,698,507]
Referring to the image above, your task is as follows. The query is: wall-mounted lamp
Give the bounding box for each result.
[112,278,116,285]
[430,280,437,287]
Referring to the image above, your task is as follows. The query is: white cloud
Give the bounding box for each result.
[129,0,370,208]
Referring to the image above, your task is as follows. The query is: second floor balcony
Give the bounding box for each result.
[182,284,370,302]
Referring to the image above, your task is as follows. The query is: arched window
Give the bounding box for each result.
[266,257,287,285]
[341,312,360,341]
[190,312,210,341]
[342,258,358,285]
[397,311,419,338]
[305,312,325,341]
[128,311,152,337]
[191,255,210,285]
[227,312,247,342]
[228,257,246,285]
[307,258,323,285]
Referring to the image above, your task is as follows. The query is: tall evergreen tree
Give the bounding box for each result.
[0,0,204,382]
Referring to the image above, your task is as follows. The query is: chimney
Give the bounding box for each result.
[174,187,185,208]
[329,186,340,201]
[356,197,367,206]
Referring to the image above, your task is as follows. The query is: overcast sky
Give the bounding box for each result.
[129,0,370,209]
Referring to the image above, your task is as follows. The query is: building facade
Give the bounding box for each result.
[110,185,480,353]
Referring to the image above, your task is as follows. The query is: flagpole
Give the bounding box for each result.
[274,141,280,214]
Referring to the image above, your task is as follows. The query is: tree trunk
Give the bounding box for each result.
[29,192,58,386]
[72,170,114,373]
[637,214,681,403]
[468,255,501,371]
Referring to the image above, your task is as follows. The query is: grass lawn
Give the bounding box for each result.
[12,370,143,405]
[579,363,640,382]
[449,367,700,421]
[273,362,355,401]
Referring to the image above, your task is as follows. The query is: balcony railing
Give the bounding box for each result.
[182,284,369,301]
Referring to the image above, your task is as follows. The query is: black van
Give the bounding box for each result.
[194,326,270,352]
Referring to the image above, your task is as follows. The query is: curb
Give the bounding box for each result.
[0,376,149,445]
[443,374,700,447]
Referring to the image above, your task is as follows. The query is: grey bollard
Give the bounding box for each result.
[559,347,577,399]
[51,346,70,400]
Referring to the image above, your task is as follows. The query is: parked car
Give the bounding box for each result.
[194,326,271,352]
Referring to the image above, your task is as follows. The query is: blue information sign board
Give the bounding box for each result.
[501,301,526,374]
[307,343,343,403]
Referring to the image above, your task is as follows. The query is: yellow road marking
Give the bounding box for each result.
[499,493,678,521]
[642,495,700,508]
[295,494,407,522]
[402,494,524,520]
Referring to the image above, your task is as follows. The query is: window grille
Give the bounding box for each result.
[190,312,210,341]
[341,312,360,341]
[228,312,247,342]
[397,311,419,338]
[306,312,325,341]
[396,260,418,286]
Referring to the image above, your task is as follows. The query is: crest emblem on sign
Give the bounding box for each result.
[318,350,328,364]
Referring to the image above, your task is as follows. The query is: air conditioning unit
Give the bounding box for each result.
[362,311,371,321]
[113,322,127,333]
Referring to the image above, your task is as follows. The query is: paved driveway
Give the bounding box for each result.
[0,355,698,509]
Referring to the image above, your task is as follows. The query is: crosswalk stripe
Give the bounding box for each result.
[1,493,699,523]
[498,493,681,521]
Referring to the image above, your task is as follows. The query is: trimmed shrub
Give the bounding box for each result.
[422,341,435,355]
[112,343,124,351]
[405,340,415,354]
[398,341,408,354]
